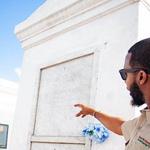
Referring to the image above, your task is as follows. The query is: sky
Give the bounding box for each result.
[0,0,45,82]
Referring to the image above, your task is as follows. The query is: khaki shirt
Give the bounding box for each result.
[121,108,150,150]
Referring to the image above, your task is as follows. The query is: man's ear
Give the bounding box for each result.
[137,71,147,85]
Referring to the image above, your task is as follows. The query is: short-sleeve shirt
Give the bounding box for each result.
[121,108,150,150]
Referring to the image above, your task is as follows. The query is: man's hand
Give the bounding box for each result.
[74,103,124,135]
[74,104,96,118]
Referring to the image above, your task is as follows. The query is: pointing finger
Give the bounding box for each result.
[74,104,83,108]
[81,115,86,118]
[75,111,82,117]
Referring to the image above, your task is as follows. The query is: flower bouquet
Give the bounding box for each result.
[82,123,109,143]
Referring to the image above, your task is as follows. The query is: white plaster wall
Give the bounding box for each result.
[138,1,150,40]
[0,79,18,150]
[31,143,85,150]
[16,0,77,30]
[34,54,94,137]
[11,1,144,150]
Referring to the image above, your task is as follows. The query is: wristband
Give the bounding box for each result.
[92,111,97,117]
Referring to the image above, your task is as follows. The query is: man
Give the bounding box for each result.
[74,38,150,149]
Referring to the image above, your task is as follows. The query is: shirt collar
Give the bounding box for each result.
[140,107,150,123]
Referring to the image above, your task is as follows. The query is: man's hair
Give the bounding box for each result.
[128,38,150,69]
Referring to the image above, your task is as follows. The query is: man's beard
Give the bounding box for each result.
[130,82,145,107]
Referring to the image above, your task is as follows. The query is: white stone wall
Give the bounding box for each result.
[0,79,18,150]
[138,0,150,40]
[11,0,150,150]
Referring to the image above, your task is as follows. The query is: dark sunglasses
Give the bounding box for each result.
[119,68,150,80]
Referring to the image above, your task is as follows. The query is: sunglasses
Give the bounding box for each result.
[119,68,150,80]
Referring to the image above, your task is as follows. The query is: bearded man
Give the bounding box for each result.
[74,38,150,150]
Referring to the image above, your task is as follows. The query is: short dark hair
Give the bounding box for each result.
[128,38,150,70]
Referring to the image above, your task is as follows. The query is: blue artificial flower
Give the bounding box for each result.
[82,123,109,143]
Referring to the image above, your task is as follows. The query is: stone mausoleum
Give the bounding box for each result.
[10,0,150,150]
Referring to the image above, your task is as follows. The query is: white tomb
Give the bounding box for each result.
[10,0,150,150]
[0,79,18,150]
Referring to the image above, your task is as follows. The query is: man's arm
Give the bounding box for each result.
[74,104,124,135]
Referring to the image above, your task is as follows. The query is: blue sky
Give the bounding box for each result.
[0,0,45,82]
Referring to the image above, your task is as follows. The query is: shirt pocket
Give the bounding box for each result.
[135,135,150,149]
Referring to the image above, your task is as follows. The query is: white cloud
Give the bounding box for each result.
[14,68,22,79]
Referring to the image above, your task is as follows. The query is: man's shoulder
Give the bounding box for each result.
[121,116,140,141]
